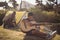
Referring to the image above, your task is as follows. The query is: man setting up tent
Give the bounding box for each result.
[3,11,16,29]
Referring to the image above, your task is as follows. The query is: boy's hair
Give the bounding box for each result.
[28,12,33,17]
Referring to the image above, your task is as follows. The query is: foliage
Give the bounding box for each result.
[30,7,60,35]
[35,0,58,11]
[30,7,60,23]
[48,0,55,2]
[9,0,18,9]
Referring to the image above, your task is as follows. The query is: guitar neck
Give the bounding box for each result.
[32,23,60,26]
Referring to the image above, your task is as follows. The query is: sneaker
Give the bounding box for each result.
[47,30,57,40]
[51,31,57,38]
[51,31,57,36]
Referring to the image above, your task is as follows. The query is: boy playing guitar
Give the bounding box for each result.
[20,12,56,40]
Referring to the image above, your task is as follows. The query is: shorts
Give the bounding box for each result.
[26,29,35,35]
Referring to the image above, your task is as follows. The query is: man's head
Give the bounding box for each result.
[12,11,16,16]
[28,12,33,17]
[13,11,16,15]
[28,12,34,20]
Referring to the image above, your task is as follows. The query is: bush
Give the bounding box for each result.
[30,7,56,23]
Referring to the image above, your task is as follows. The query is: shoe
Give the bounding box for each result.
[51,31,57,39]
[51,31,57,35]
[47,30,57,40]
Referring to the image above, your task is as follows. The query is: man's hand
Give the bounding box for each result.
[40,25,45,30]
[30,26,36,30]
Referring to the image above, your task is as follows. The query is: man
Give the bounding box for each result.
[20,12,56,39]
[3,11,16,29]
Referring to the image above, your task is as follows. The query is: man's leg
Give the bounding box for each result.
[31,30,48,38]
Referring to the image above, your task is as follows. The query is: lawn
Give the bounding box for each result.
[0,26,60,40]
[0,11,60,40]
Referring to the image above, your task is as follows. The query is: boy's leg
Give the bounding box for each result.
[31,30,48,38]
[25,29,56,40]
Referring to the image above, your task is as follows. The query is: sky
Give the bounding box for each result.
[15,0,47,5]
[0,0,47,5]
[0,0,47,7]
[0,0,60,5]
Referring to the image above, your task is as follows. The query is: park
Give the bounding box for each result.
[0,0,60,40]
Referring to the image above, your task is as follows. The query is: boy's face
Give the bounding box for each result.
[28,16,34,20]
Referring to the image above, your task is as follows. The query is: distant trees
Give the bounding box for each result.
[35,0,60,22]
[0,1,8,9]
[30,7,57,23]
[35,0,43,10]
[9,0,18,9]
[36,0,42,6]
[35,0,58,11]
[20,0,22,10]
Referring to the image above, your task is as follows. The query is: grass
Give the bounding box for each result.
[0,26,25,40]
[0,11,60,40]
[0,26,60,40]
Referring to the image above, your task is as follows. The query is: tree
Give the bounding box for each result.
[9,0,18,9]
[48,0,55,2]
[36,0,43,6]
[35,0,59,11]
[47,0,58,5]
[20,0,22,10]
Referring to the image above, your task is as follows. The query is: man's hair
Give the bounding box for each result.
[12,11,16,15]
[28,12,33,17]
[13,11,15,13]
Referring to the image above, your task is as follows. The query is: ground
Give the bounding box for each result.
[0,26,60,40]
